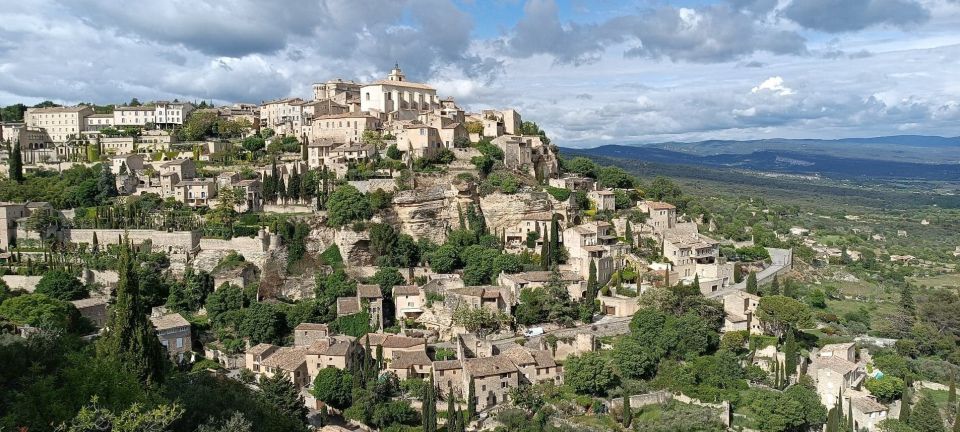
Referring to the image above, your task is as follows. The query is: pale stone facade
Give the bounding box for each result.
[360,65,439,115]
[25,105,93,143]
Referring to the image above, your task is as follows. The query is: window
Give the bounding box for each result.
[365,92,370,101]
[501,382,507,388]
[482,385,486,392]
[176,337,183,348]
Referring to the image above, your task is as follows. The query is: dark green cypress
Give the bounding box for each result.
[9,141,24,183]
[467,377,476,421]
[784,328,797,380]
[549,215,560,264]
[96,238,166,386]
[622,393,632,427]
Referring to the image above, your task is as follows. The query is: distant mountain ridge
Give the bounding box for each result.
[562,135,960,181]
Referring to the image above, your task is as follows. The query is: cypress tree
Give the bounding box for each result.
[319,404,328,426]
[540,230,550,270]
[949,375,956,405]
[901,284,916,315]
[624,220,633,248]
[447,384,456,432]
[691,274,700,292]
[900,386,912,423]
[826,406,839,432]
[550,217,560,264]
[784,328,797,379]
[467,377,476,421]
[734,263,743,283]
[772,359,779,388]
[423,372,437,432]
[457,202,465,230]
[910,393,944,432]
[96,238,166,386]
[91,231,99,253]
[622,393,632,427]
[746,271,758,295]
[953,411,960,432]
[847,401,853,432]
[769,275,780,295]
[837,392,844,428]
[9,141,24,183]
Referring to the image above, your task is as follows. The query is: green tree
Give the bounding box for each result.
[239,302,287,344]
[453,306,510,338]
[9,141,24,183]
[564,351,618,396]
[0,293,81,331]
[864,376,905,403]
[746,271,758,295]
[467,377,476,421]
[900,383,913,424]
[784,328,798,379]
[756,295,813,338]
[423,372,437,432]
[326,185,373,226]
[58,399,183,432]
[96,240,167,386]
[260,373,308,425]
[910,393,944,432]
[769,275,780,295]
[35,270,87,301]
[622,392,632,427]
[734,263,743,284]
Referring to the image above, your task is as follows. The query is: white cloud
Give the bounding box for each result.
[751,76,796,96]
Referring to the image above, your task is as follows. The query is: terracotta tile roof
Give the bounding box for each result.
[448,286,501,299]
[70,297,108,309]
[392,285,421,296]
[321,341,353,357]
[433,360,463,371]
[295,323,329,332]
[390,350,432,369]
[357,285,383,299]
[505,271,581,284]
[500,347,536,366]
[337,297,361,315]
[247,343,277,357]
[644,201,676,210]
[360,333,426,349]
[815,356,858,374]
[261,347,307,371]
[150,313,190,331]
[850,395,887,413]
[306,340,331,355]
[529,350,557,368]
[463,356,519,378]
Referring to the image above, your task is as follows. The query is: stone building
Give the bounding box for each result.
[25,105,93,143]
[463,356,520,410]
[150,309,192,360]
[360,65,439,116]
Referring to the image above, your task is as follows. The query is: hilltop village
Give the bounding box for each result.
[0,66,953,432]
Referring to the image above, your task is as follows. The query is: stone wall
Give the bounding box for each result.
[349,179,397,194]
[63,229,200,258]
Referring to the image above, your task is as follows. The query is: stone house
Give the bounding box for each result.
[387,350,433,380]
[444,286,510,315]
[336,284,384,331]
[548,175,595,192]
[598,293,641,317]
[293,323,330,347]
[245,343,279,376]
[396,124,443,159]
[588,189,616,211]
[500,346,561,386]
[463,356,520,410]
[809,343,864,407]
[663,230,733,292]
[846,389,889,432]
[175,179,217,208]
[150,310,192,360]
[259,347,309,387]
[503,212,554,252]
[638,201,676,234]
[497,270,585,305]
[433,360,464,396]
[392,285,424,322]
[562,221,618,284]
[329,143,376,163]
[358,333,427,368]
[70,297,109,328]
[305,338,361,382]
[722,291,762,334]
[306,138,341,169]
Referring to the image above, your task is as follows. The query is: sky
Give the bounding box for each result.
[1,0,959,147]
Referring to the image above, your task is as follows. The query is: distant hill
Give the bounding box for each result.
[562,136,960,181]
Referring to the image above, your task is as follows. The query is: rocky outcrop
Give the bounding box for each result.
[387,186,461,244]
[335,228,373,266]
[479,191,555,235]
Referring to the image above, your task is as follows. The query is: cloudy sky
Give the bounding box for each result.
[1,0,959,146]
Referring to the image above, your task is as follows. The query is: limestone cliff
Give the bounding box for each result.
[386,185,461,244]
[479,191,555,235]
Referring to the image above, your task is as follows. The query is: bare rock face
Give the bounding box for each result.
[388,186,460,244]
[479,191,554,235]
[335,228,374,266]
